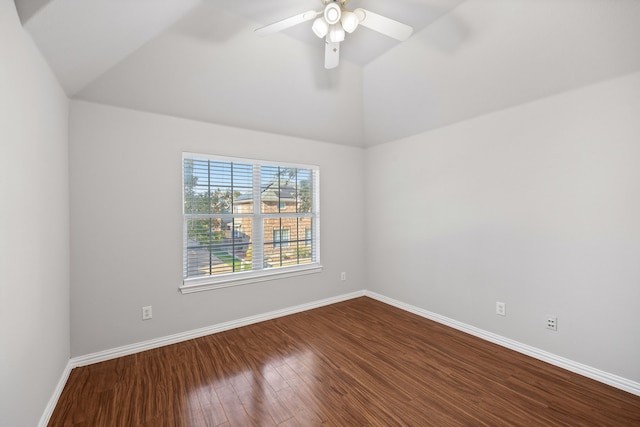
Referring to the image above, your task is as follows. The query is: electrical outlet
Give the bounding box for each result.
[496,301,506,316]
[142,306,152,320]
[546,316,557,331]
[341,272,346,281]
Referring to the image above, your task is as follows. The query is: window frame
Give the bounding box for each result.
[180,152,322,294]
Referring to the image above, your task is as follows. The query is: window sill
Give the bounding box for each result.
[180,264,323,294]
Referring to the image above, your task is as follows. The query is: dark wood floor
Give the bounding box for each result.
[50,297,640,426]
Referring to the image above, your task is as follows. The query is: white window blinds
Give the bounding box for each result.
[182,153,321,292]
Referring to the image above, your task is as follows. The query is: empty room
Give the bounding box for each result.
[1,0,640,425]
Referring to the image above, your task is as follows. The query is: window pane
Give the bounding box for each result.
[297,169,313,213]
[263,217,280,249]
[272,228,290,248]
[305,227,312,247]
[183,159,211,214]
[263,218,313,269]
[183,159,253,215]
[185,217,252,277]
[231,162,253,214]
[261,166,298,214]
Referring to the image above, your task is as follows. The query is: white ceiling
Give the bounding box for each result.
[17,0,640,147]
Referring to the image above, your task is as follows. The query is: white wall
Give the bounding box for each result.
[69,101,365,357]
[0,1,70,426]
[365,72,640,382]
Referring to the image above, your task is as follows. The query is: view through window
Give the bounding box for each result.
[182,154,319,288]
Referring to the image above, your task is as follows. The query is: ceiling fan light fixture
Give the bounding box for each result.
[254,0,415,69]
[324,2,342,25]
[328,24,345,43]
[312,17,329,38]
[340,11,359,33]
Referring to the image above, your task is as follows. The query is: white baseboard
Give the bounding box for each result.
[71,290,365,368]
[38,360,73,427]
[44,287,639,425]
[42,293,363,425]
[364,290,640,397]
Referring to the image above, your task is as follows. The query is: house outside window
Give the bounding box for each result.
[181,153,321,293]
[273,228,290,249]
[305,228,312,247]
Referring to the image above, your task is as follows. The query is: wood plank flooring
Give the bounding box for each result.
[49,297,640,426]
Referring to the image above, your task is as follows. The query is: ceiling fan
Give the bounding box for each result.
[255,0,413,69]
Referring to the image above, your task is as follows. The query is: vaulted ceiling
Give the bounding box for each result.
[16,0,640,147]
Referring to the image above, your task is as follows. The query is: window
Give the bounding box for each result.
[272,228,290,249]
[305,228,312,247]
[181,153,321,293]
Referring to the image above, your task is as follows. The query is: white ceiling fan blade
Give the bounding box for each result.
[325,39,340,69]
[255,10,321,36]
[353,8,413,41]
